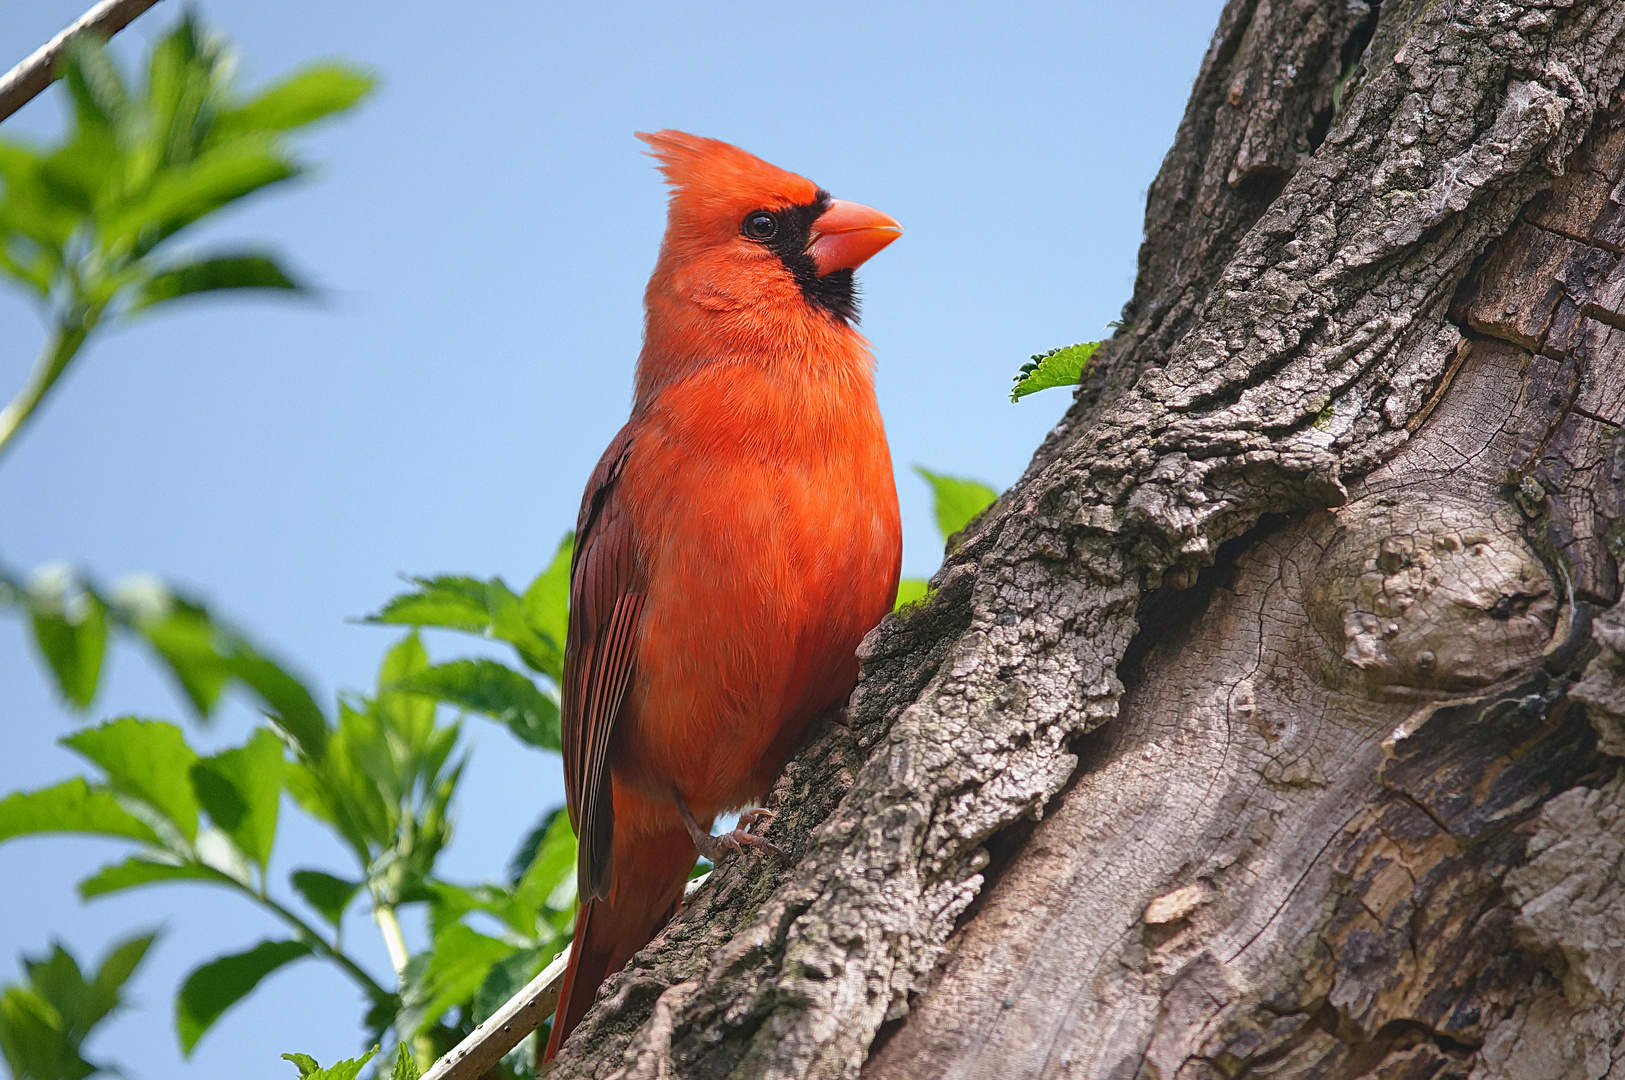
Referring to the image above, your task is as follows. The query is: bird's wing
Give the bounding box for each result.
[562,423,645,903]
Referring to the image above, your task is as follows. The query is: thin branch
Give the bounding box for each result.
[237,881,393,1004]
[421,946,568,1080]
[420,873,711,1080]
[0,312,95,464]
[0,0,166,125]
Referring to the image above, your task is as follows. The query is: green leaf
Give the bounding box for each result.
[176,940,312,1055]
[280,1047,378,1080]
[0,933,157,1080]
[85,933,158,1024]
[61,718,200,843]
[38,130,119,219]
[220,650,329,762]
[521,534,574,679]
[368,575,558,675]
[367,575,492,633]
[0,779,159,847]
[401,925,514,1038]
[77,856,234,900]
[281,1052,322,1078]
[514,808,577,916]
[389,1043,421,1080]
[289,869,360,927]
[215,64,375,135]
[375,631,435,739]
[912,466,999,543]
[893,578,931,612]
[0,141,81,253]
[27,586,108,710]
[135,253,306,310]
[125,584,328,758]
[61,36,130,137]
[133,599,232,716]
[100,138,298,253]
[190,729,284,871]
[396,659,561,752]
[1010,340,1100,402]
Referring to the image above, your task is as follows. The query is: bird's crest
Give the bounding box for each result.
[635,129,821,217]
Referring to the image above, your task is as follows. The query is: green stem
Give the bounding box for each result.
[0,311,96,464]
[235,881,392,1003]
[373,902,411,981]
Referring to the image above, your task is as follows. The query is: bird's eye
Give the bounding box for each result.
[742,211,778,240]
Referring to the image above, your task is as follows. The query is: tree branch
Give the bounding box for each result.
[418,873,711,1080]
[0,0,166,125]
[421,948,567,1080]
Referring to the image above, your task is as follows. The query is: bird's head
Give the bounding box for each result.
[636,130,901,335]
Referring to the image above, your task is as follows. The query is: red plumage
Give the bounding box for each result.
[544,132,903,1060]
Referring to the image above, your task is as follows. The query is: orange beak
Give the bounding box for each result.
[806,200,902,276]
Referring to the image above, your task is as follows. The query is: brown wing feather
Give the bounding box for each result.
[562,424,644,903]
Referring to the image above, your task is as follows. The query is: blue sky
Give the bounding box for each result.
[0,2,1223,1076]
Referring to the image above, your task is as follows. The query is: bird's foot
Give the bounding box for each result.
[692,822,782,862]
[674,794,782,862]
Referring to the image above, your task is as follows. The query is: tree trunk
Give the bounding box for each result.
[549,1,1625,1077]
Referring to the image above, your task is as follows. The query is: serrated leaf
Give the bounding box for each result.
[367,576,491,632]
[279,1047,378,1080]
[367,575,558,675]
[281,1052,322,1078]
[176,940,312,1055]
[135,253,306,310]
[77,856,233,900]
[0,779,159,847]
[389,1042,421,1080]
[912,466,998,543]
[289,869,360,927]
[395,659,561,752]
[190,728,283,871]
[1010,340,1100,401]
[61,718,200,843]
[215,64,375,135]
[893,578,931,612]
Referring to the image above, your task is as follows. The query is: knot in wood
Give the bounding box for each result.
[1301,494,1558,694]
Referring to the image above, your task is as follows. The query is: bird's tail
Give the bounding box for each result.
[543,830,695,1062]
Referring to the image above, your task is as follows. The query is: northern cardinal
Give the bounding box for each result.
[543,131,903,1060]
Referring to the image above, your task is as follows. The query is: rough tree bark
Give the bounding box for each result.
[548,1,1625,1077]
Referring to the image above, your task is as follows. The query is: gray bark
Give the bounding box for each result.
[547,1,1625,1077]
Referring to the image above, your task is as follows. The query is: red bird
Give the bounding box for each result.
[543,131,904,1060]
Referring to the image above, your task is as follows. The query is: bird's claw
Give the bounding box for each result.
[694,808,781,861]
[696,826,782,862]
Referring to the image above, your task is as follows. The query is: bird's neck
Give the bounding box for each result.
[632,288,872,412]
